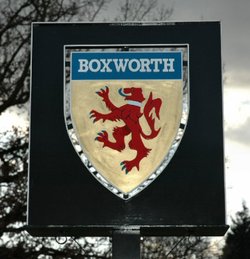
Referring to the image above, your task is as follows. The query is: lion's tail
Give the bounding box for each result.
[141,92,162,140]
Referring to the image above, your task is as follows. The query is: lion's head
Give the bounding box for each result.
[118,87,145,102]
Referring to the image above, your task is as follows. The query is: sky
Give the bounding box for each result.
[0,0,249,224]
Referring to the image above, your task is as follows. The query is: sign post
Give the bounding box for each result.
[112,229,140,259]
[28,22,228,255]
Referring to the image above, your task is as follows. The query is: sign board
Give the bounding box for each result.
[27,22,228,236]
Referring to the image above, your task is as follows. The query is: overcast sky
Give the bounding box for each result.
[169,0,250,89]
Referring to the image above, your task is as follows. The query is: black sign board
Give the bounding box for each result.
[27,22,228,237]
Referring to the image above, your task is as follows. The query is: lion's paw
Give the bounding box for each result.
[120,159,141,174]
[96,86,109,98]
[95,130,108,143]
[89,110,105,123]
[120,161,133,174]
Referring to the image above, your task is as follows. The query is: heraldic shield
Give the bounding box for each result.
[64,46,189,200]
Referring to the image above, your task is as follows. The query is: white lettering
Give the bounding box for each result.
[77,58,176,73]
[113,59,129,72]
[140,59,151,72]
[78,59,89,72]
[89,59,101,72]
[128,59,140,72]
[151,59,162,72]
[163,58,175,72]
[100,59,112,72]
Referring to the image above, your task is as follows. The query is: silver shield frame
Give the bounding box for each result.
[64,44,189,200]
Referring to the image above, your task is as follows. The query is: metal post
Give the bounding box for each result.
[112,228,141,259]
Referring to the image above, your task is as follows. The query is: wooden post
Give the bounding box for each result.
[112,228,141,259]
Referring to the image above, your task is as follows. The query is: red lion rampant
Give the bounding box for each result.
[89,86,162,174]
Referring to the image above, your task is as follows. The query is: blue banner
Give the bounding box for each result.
[71,51,182,80]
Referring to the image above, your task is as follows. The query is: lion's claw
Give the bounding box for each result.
[89,110,104,123]
[96,86,109,98]
[95,130,108,143]
[89,111,95,119]
[120,161,131,174]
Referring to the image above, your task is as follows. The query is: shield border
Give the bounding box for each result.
[64,44,189,200]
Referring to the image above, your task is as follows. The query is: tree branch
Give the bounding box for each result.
[0,53,30,114]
